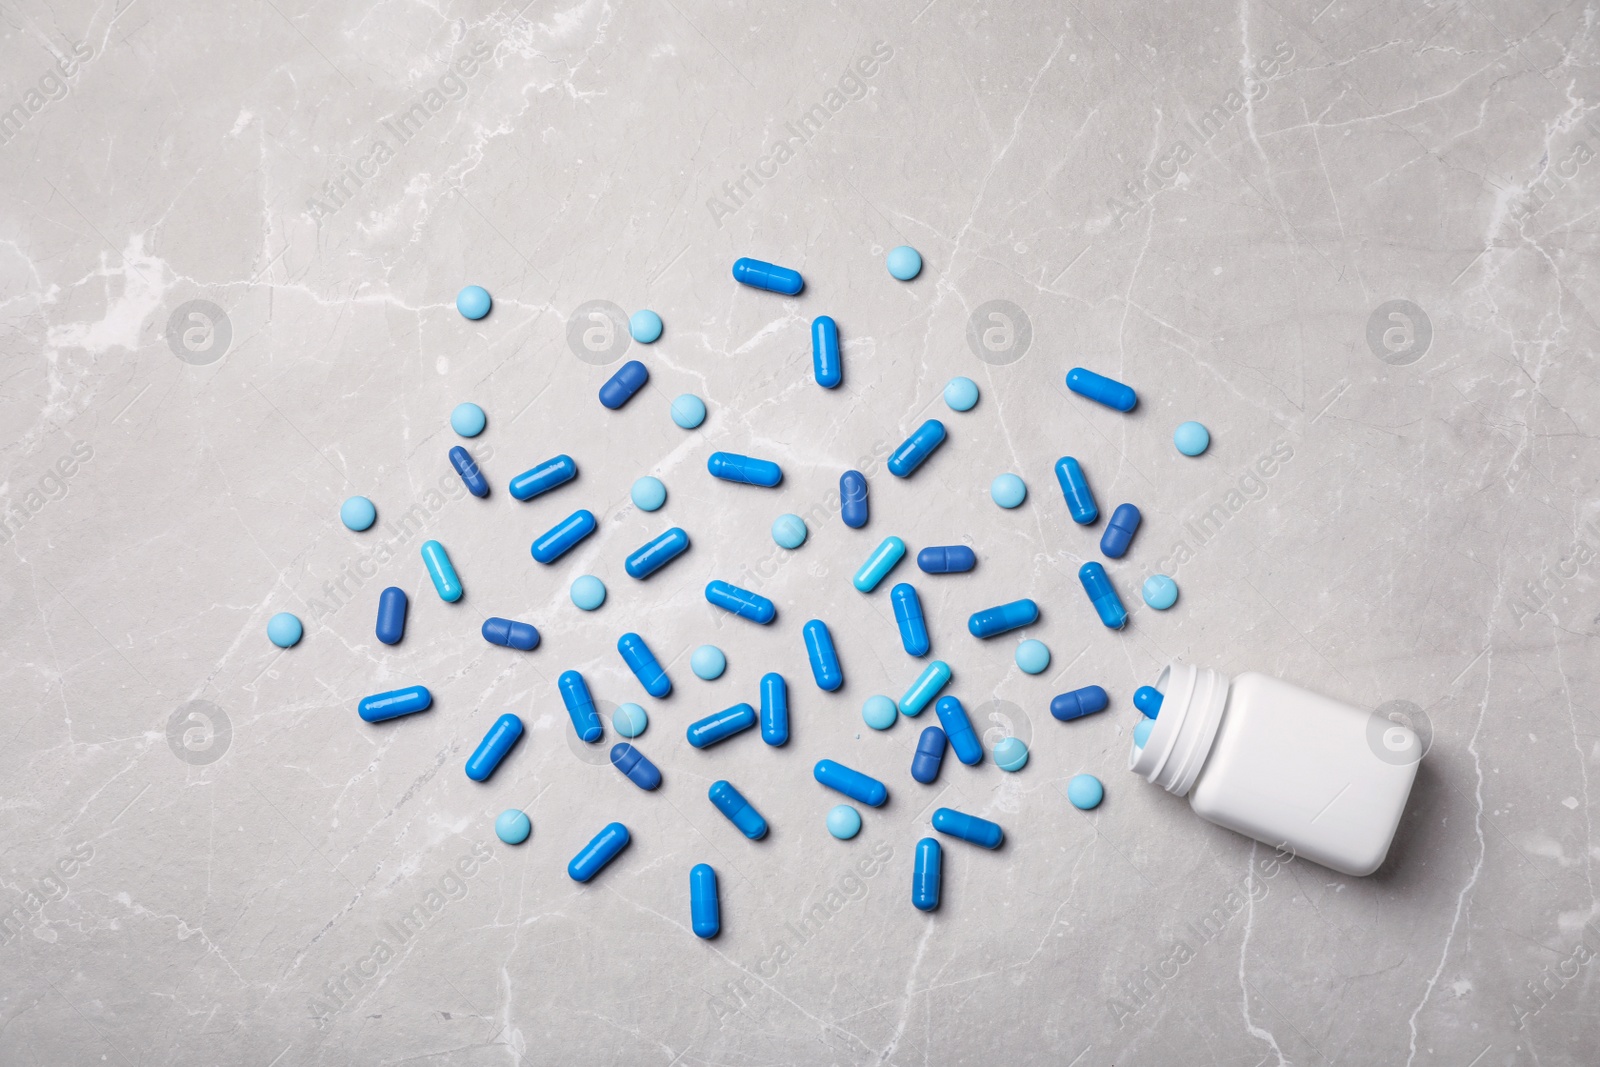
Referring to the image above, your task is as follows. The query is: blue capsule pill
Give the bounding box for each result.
[617,632,671,698]
[531,509,597,564]
[568,822,629,882]
[482,616,540,650]
[827,805,862,840]
[803,620,843,691]
[899,660,952,716]
[625,527,690,579]
[760,672,789,746]
[690,864,720,938]
[935,696,982,765]
[732,257,804,295]
[358,685,432,723]
[932,806,1003,849]
[1133,717,1155,747]
[1100,503,1142,559]
[813,759,887,807]
[509,454,577,501]
[375,586,407,645]
[840,470,869,528]
[449,445,489,498]
[1079,561,1128,629]
[558,670,604,743]
[911,726,947,783]
[812,315,842,388]
[1134,685,1164,718]
[599,359,649,410]
[1066,367,1138,412]
[1053,457,1099,525]
[968,598,1038,638]
[709,780,768,840]
[890,583,930,656]
[917,545,976,574]
[420,540,463,602]
[610,743,662,790]
[707,451,782,487]
[466,713,524,781]
[1051,685,1109,722]
[887,419,947,478]
[913,837,941,911]
[853,536,907,592]
[705,580,776,624]
[686,703,757,748]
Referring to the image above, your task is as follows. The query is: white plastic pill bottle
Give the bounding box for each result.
[1129,661,1421,876]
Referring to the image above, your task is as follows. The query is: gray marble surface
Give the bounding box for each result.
[3,0,1598,1063]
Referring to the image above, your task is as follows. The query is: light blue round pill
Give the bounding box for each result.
[613,703,648,738]
[1174,421,1210,456]
[772,513,807,549]
[450,402,486,437]
[570,575,607,611]
[267,612,303,648]
[630,309,663,343]
[944,376,979,411]
[631,476,666,512]
[340,496,376,532]
[691,645,726,680]
[1133,717,1155,748]
[886,245,922,281]
[1067,773,1104,810]
[670,394,706,429]
[862,695,897,731]
[1015,639,1050,675]
[495,809,531,845]
[1142,574,1179,610]
[993,736,1029,772]
[457,285,491,320]
[991,473,1027,509]
[827,804,862,840]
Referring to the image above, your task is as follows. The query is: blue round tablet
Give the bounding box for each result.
[1133,717,1155,748]
[267,612,303,648]
[570,575,607,611]
[1015,639,1050,675]
[670,394,706,429]
[993,736,1029,772]
[862,695,897,731]
[613,703,648,738]
[1067,774,1104,810]
[631,476,666,512]
[886,245,923,281]
[691,645,726,680]
[1174,421,1210,456]
[772,513,807,549]
[944,376,979,411]
[1142,574,1179,610]
[495,809,531,845]
[451,402,486,437]
[826,804,862,840]
[630,309,663,343]
[991,473,1027,509]
[457,285,491,320]
[340,496,376,532]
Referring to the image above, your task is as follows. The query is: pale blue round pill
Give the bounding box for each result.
[772,513,807,549]
[340,496,376,532]
[827,804,862,840]
[631,476,666,512]
[495,809,531,845]
[1015,639,1050,675]
[1133,717,1155,748]
[570,575,607,611]
[451,402,486,437]
[862,695,897,731]
[944,376,979,411]
[993,736,1029,772]
[691,645,726,680]
[670,394,706,429]
[991,473,1027,509]
[1067,773,1104,810]
[1174,421,1210,456]
[267,612,303,648]
[630,309,663,343]
[457,285,491,320]
[1142,574,1179,610]
[613,703,648,738]
[886,245,922,281]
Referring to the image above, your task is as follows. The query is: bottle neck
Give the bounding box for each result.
[1128,662,1232,796]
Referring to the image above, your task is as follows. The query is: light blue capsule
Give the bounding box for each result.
[466,713,523,781]
[887,419,947,478]
[709,780,768,840]
[1066,367,1137,412]
[812,315,842,388]
[968,598,1038,638]
[625,527,690,579]
[705,580,776,624]
[690,863,720,938]
[420,540,463,602]
[931,806,1003,848]
[558,670,603,743]
[803,620,843,691]
[509,455,577,501]
[813,760,887,807]
[853,536,907,592]
[1079,562,1127,629]
[568,822,629,882]
[913,837,941,911]
[686,703,757,748]
[531,510,597,564]
[898,660,951,716]
[707,451,782,487]
[1133,717,1155,747]
[760,672,788,746]
[935,696,982,765]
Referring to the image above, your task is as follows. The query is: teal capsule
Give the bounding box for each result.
[898,660,952,716]
[420,540,462,602]
[853,536,907,592]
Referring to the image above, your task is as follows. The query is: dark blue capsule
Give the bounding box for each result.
[482,617,540,650]
[375,586,408,645]
[466,713,523,781]
[911,726,947,784]
[449,445,489,498]
[690,863,720,938]
[891,583,930,657]
[625,527,691,579]
[760,672,789,746]
[558,670,603,743]
[1134,685,1164,718]
[705,580,775,624]
[1051,685,1110,722]
[568,822,629,882]
[887,419,947,478]
[812,315,841,388]
[610,743,662,790]
[686,703,757,749]
[617,632,671,698]
[935,696,982,765]
[599,360,648,409]
[732,257,804,295]
[803,619,842,691]
[916,545,975,574]
[509,455,577,501]
[1053,457,1098,525]
[531,509,597,564]
[912,837,941,911]
[840,470,868,528]
[1100,503,1142,559]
